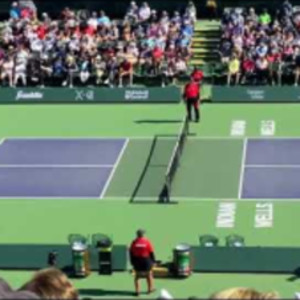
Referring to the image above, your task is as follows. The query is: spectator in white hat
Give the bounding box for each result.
[139,2,151,22]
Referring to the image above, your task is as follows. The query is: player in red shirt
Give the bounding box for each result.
[191,67,204,83]
[184,78,201,122]
[129,229,156,296]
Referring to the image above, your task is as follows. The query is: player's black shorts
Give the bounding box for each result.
[132,257,153,272]
[187,97,200,109]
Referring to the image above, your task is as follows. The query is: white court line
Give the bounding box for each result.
[99,138,129,199]
[238,138,248,199]
[186,136,300,140]
[172,198,300,203]
[0,196,251,201]
[0,164,114,168]
[245,165,300,168]
[0,139,5,146]
[5,136,300,141]
[0,196,300,203]
[6,137,129,140]
[4,136,179,142]
[98,197,300,203]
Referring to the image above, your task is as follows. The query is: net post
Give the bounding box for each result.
[159,182,170,203]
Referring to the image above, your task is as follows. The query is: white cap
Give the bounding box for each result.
[158,289,173,299]
[295,292,300,299]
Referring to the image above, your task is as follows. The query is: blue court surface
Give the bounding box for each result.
[0,138,128,198]
[242,139,300,199]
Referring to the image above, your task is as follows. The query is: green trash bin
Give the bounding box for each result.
[68,234,90,278]
[173,244,191,278]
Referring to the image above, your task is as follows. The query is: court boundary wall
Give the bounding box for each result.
[191,246,300,273]
[0,87,181,104]
[0,244,127,271]
[212,86,300,103]
[2,244,300,274]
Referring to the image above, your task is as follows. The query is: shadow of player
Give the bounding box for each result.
[287,267,300,282]
[135,119,183,124]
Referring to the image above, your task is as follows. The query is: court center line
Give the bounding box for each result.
[238,138,248,199]
[245,165,300,168]
[0,164,114,168]
[99,138,129,199]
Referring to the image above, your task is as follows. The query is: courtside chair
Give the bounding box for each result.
[225,234,245,247]
[199,235,219,247]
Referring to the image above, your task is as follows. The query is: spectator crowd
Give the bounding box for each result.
[0,0,196,88]
[220,0,300,86]
[0,269,281,300]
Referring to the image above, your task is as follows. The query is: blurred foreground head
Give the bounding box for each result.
[210,287,279,299]
[21,268,79,299]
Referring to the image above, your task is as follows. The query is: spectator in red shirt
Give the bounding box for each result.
[20,7,32,19]
[183,78,200,122]
[129,229,156,296]
[84,25,96,36]
[36,24,47,40]
[118,58,133,87]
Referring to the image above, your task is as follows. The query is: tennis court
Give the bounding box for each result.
[2,103,300,298]
[3,136,300,200]
[0,138,128,198]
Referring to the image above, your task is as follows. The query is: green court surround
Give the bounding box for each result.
[1,104,300,298]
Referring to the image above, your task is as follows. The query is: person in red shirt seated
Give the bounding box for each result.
[152,46,164,75]
[118,58,133,87]
[191,67,203,83]
[20,7,33,19]
[129,229,156,296]
[36,24,47,40]
[183,78,201,122]
[241,54,255,84]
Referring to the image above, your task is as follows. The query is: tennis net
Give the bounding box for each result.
[159,116,189,203]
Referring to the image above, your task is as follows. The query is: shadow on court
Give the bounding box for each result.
[79,289,134,297]
[130,136,176,203]
[287,268,300,282]
[135,119,182,124]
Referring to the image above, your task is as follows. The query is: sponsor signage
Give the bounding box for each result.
[16,91,44,101]
[212,86,300,102]
[124,90,149,101]
[0,87,180,104]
